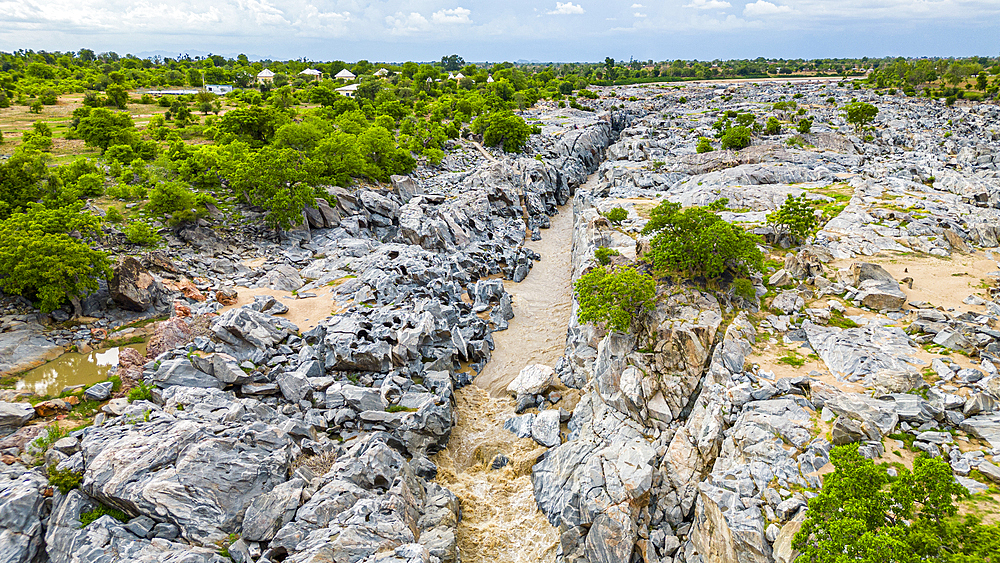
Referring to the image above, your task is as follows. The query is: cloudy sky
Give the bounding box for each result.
[1,0,998,62]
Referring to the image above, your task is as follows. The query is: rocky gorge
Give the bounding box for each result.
[1,78,1000,563]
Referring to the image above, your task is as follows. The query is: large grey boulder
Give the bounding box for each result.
[45,490,227,563]
[148,358,223,389]
[507,364,556,396]
[80,417,290,546]
[693,483,772,563]
[531,409,561,447]
[825,394,898,439]
[241,478,304,542]
[961,413,1000,448]
[855,278,907,310]
[109,257,161,312]
[849,262,897,287]
[805,322,920,380]
[258,265,304,293]
[0,403,35,436]
[0,468,47,563]
[0,330,63,378]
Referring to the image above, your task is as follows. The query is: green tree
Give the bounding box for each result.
[767,194,818,244]
[0,148,50,219]
[793,445,993,563]
[0,203,110,314]
[223,146,323,230]
[797,118,813,134]
[105,84,128,109]
[30,100,43,114]
[574,266,656,332]
[696,137,714,153]
[641,201,763,278]
[843,101,879,133]
[765,116,781,135]
[473,111,532,152]
[216,105,288,147]
[76,108,138,152]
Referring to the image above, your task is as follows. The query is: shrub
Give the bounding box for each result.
[766,194,818,244]
[79,504,129,527]
[127,380,154,403]
[696,137,714,153]
[147,181,196,215]
[764,116,781,135]
[47,465,83,494]
[720,126,752,150]
[604,207,628,225]
[796,118,813,134]
[732,278,756,301]
[574,266,656,332]
[594,246,620,265]
[641,201,763,279]
[124,222,161,247]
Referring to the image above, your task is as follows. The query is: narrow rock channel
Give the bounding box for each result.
[433,184,583,563]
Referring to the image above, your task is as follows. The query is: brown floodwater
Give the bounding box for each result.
[16,342,147,397]
[434,181,586,563]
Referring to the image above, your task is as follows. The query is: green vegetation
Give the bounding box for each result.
[574,266,656,332]
[696,136,714,153]
[594,246,620,265]
[720,126,752,150]
[47,465,83,494]
[0,203,111,313]
[767,194,819,244]
[124,222,161,247]
[641,201,763,279]
[79,505,129,527]
[764,116,781,135]
[797,118,813,134]
[127,381,154,403]
[793,444,999,563]
[828,310,861,329]
[604,206,628,225]
[843,101,879,133]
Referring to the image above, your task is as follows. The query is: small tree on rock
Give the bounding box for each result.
[574,266,656,332]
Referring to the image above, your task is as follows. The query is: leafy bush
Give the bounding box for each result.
[696,137,714,153]
[764,116,781,135]
[574,266,656,332]
[604,207,628,225]
[0,203,111,313]
[127,380,154,403]
[594,246,620,266]
[793,444,999,563]
[731,278,756,301]
[720,126,752,150]
[472,111,532,153]
[147,181,196,215]
[124,222,161,247]
[766,194,818,244]
[47,465,83,494]
[79,504,129,527]
[641,201,763,279]
[796,118,813,134]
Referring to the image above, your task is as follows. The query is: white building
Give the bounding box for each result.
[299,68,322,81]
[373,68,389,77]
[256,69,275,84]
[335,84,358,98]
[335,69,356,80]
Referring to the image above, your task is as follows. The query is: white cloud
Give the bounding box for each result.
[743,0,791,16]
[631,3,644,7]
[634,12,646,17]
[432,7,472,24]
[684,0,732,9]
[385,11,430,35]
[547,2,584,15]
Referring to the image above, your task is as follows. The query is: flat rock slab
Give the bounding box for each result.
[0,330,63,377]
[804,321,922,381]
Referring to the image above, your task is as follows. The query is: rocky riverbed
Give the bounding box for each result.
[2,80,1000,563]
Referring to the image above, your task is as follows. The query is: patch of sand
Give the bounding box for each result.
[219,285,336,331]
[830,250,999,313]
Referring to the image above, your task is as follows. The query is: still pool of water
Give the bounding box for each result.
[16,343,146,397]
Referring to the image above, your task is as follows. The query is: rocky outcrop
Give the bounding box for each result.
[109,257,164,312]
